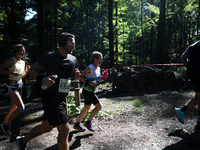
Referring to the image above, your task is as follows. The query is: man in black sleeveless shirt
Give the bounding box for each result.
[16,32,80,150]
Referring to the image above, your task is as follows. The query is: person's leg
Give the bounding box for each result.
[73,105,91,131]
[16,119,53,150]
[77,105,91,123]
[57,123,70,150]
[2,100,17,124]
[197,104,200,123]
[87,102,102,121]
[84,102,102,131]
[1,90,25,134]
[6,91,25,126]
[198,104,200,116]
[175,92,200,124]
[23,119,53,144]
[185,92,200,109]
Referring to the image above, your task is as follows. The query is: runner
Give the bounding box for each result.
[15,32,80,150]
[175,40,200,124]
[0,44,30,135]
[73,51,107,132]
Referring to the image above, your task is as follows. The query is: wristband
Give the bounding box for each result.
[24,70,28,73]
[36,74,45,83]
[85,79,90,86]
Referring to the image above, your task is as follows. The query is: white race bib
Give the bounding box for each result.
[18,82,23,88]
[58,78,71,93]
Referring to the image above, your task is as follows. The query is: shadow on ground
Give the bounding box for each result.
[163,124,200,150]
[43,131,93,150]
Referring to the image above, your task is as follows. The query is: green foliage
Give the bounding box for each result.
[67,92,75,103]
[0,0,199,67]
[146,3,160,15]
[97,110,114,120]
[173,66,187,78]
[129,99,144,114]
[132,108,143,114]
[184,1,199,12]
[67,103,113,121]
[67,103,82,117]
[66,91,114,121]
[129,99,144,107]
[98,82,112,89]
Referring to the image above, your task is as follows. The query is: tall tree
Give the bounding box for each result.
[108,0,114,67]
[37,0,45,56]
[156,0,166,63]
[150,0,155,63]
[114,1,118,65]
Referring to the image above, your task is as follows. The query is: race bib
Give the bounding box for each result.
[18,82,23,88]
[58,78,71,93]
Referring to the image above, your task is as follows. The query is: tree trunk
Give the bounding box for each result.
[115,2,118,65]
[156,0,166,63]
[150,0,154,64]
[37,0,45,56]
[198,0,200,40]
[3,0,14,45]
[108,0,114,67]
[54,1,58,50]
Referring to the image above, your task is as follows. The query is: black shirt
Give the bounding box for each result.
[38,51,78,96]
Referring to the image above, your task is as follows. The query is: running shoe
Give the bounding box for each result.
[73,123,86,132]
[1,124,11,135]
[83,122,95,132]
[175,107,184,124]
[16,136,27,150]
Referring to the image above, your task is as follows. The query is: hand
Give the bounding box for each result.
[26,65,31,71]
[105,74,108,79]
[42,75,56,88]
[74,68,80,80]
[101,70,108,80]
[13,72,20,77]
[99,78,104,83]
[90,81,97,86]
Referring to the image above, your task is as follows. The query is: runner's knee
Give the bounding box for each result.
[10,105,18,111]
[96,103,102,110]
[84,105,91,111]
[58,124,70,135]
[99,105,102,110]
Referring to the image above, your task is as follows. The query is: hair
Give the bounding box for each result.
[59,32,75,47]
[91,51,102,62]
[13,44,25,55]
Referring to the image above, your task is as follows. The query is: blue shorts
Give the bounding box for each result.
[82,89,100,105]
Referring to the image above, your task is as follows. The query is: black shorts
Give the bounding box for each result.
[82,88,100,105]
[191,78,200,92]
[42,92,68,127]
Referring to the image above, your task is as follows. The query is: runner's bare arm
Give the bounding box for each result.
[80,67,90,83]
[28,62,43,79]
[0,58,18,76]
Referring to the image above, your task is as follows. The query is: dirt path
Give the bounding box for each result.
[0,90,200,150]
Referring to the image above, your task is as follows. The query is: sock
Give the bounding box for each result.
[181,106,188,112]
[86,120,91,123]
[75,122,80,125]
[4,123,9,127]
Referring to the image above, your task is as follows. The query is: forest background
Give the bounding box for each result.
[0,0,200,71]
